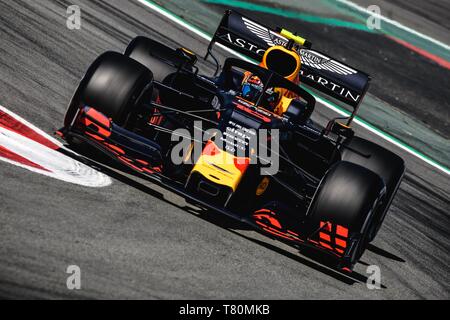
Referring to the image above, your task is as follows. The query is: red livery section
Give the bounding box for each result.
[235,103,271,123]
[253,208,350,257]
[253,208,304,242]
[73,106,163,175]
[318,221,348,256]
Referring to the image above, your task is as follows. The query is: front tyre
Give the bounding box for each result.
[65,51,153,127]
[125,36,184,82]
[307,161,385,267]
[342,137,405,242]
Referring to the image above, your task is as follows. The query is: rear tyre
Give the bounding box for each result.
[307,161,385,266]
[65,51,153,127]
[342,137,405,242]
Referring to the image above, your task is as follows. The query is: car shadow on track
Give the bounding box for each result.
[367,244,406,263]
[60,145,399,288]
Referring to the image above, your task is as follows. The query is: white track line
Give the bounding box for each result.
[0,105,64,148]
[0,106,112,187]
[336,0,450,51]
[135,0,449,176]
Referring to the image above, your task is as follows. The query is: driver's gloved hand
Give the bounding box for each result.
[264,88,281,110]
[215,89,236,110]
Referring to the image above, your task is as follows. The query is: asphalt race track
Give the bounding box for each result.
[0,0,449,299]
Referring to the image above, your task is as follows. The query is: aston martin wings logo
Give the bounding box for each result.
[299,49,357,76]
[243,17,287,47]
[242,17,357,76]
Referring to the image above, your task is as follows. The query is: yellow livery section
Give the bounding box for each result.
[191,141,250,192]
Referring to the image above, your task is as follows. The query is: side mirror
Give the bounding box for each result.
[328,120,354,139]
[283,99,314,124]
[176,47,198,65]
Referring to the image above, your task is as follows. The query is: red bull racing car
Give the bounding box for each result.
[58,11,405,271]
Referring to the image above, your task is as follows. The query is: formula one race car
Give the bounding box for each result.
[58,11,405,270]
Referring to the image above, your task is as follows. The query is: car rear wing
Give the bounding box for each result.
[207,10,371,110]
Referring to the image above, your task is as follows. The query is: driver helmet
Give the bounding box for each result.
[241,75,264,101]
[260,45,303,113]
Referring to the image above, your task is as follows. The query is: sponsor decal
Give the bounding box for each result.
[299,69,361,103]
[216,17,363,105]
[299,49,357,76]
[217,31,267,56]
[242,17,288,47]
[171,120,280,176]
[240,17,357,76]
